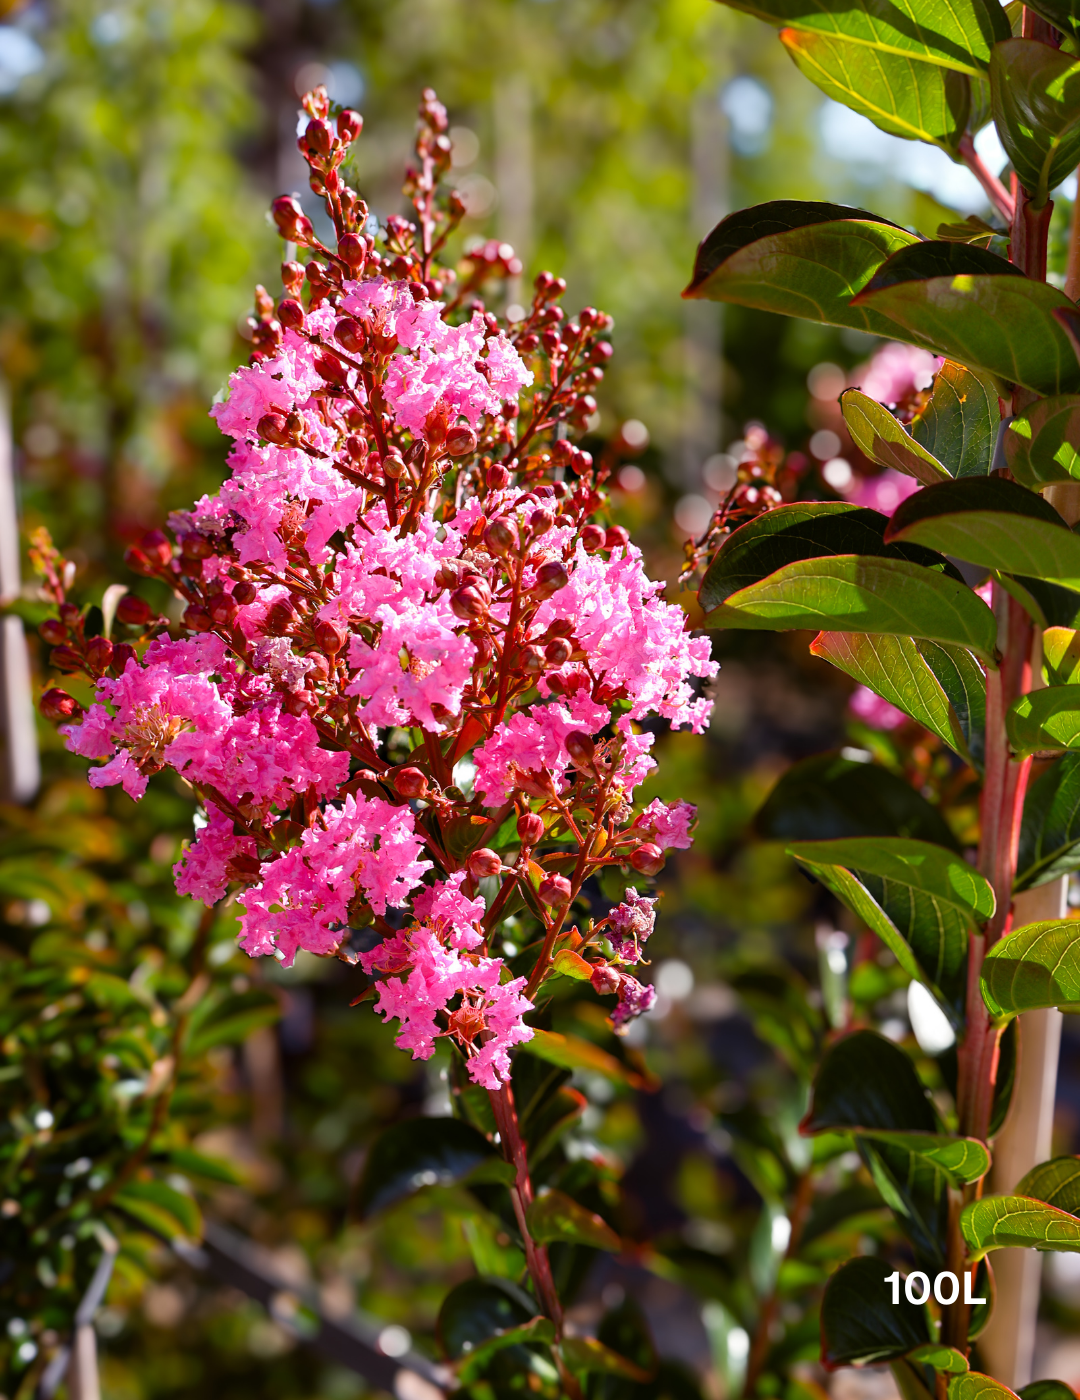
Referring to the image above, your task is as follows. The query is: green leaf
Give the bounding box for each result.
[560,1335,653,1381]
[526,1188,620,1250]
[703,555,999,664]
[910,360,1001,479]
[949,1375,1022,1400]
[708,0,1008,75]
[684,201,920,335]
[756,751,961,850]
[185,988,280,1055]
[803,1029,937,1134]
[840,391,951,485]
[551,948,594,980]
[918,640,987,770]
[436,1276,539,1359]
[166,1147,241,1185]
[1019,1381,1078,1400]
[1008,685,1080,753]
[858,1132,990,1186]
[596,1296,659,1381]
[786,836,990,1012]
[991,41,1080,207]
[113,1180,201,1240]
[999,574,1080,630]
[809,632,973,762]
[458,1317,557,1382]
[981,919,1080,1017]
[820,1255,931,1367]
[1024,1,1080,39]
[886,476,1080,587]
[1045,628,1080,685]
[962,1194,1080,1256]
[519,1027,643,1087]
[780,30,970,154]
[1005,397,1080,488]
[1017,1156,1080,1214]
[855,243,1080,395]
[700,501,956,611]
[859,1139,948,1268]
[908,1346,969,1374]
[1016,755,1080,889]
[355,1117,500,1218]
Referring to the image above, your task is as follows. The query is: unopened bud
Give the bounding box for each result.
[39,618,68,645]
[445,424,477,458]
[283,689,317,717]
[112,643,137,672]
[281,260,305,295]
[629,843,665,877]
[382,453,407,480]
[305,651,330,682]
[180,532,213,560]
[483,518,516,556]
[84,636,113,671]
[315,618,347,654]
[233,581,258,606]
[565,732,595,768]
[50,645,84,673]
[271,195,315,246]
[533,561,569,598]
[338,232,367,270]
[337,109,363,143]
[123,546,152,576]
[263,599,296,636]
[469,629,494,666]
[335,318,364,354]
[278,298,305,331]
[538,873,572,907]
[314,351,348,386]
[544,637,572,666]
[517,812,544,846]
[208,594,239,626]
[467,848,502,880]
[258,413,293,447]
[40,688,80,721]
[182,605,213,633]
[590,963,621,996]
[605,526,630,550]
[580,524,606,553]
[528,507,555,538]
[393,766,427,799]
[305,118,333,155]
[487,463,510,491]
[116,594,152,626]
[141,530,172,565]
[451,582,490,621]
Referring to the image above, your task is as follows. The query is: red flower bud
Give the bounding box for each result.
[180,532,213,560]
[382,453,407,480]
[283,689,317,716]
[445,424,477,458]
[469,629,494,666]
[305,651,330,683]
[517,812,545,846]
[258,413,293,447]
[305,118,333,155]
[337,109,363,143]
[393,766,427,799]
[141,529,172,565]
[123,546,152,576]
[521,645,544,676]
[451,581,490,621]
[605,525,630,550]
[263,599,296,636]
[580,524,606,553]
[50,645,84,673]
[482,518,516,556]
[335,318,365,354]
[590,963,621,996]
[116,594,152,626]
[314,351,348,386]
[84,636,113,672]
[271,195,315,246]
[466,848,502,880]
[528,507,555,538]
[533,561,569,598]
[487,463,510,491]
[630,843,665,877]
[183,605,213,633]
[208,594,239,626]
[538,873,572,907]
[565,732,595,768]
[338,231,367,269]
[39,619,67,645]
[233,581,258,606]
[278,298,305,330]
[315,618,346,654]
[112,643,137,672]
[281,260,305,295]
[40,688,80,721]
[544,637,572,666]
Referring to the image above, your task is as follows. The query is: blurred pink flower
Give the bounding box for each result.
[848,685,906,730]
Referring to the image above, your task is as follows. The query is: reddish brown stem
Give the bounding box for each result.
[957,133,1015,225]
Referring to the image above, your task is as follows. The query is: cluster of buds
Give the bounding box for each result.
[680,424,786,586]
[39,89,714,1091]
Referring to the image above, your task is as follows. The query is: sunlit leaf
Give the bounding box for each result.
[908,1345,969,1374]
[990,40,1080,206]
[840,391,951,485]
[1007,685,1080,753]
[526,1188,620,1250]
[1016,755,1080,889]
[113,1180,201,1240]
[1016,1156,1080,1214]
[1005,397,1080,488]
[981,919,1080,1017]
[910,360,1001,478]
[962,1194,1080,1256]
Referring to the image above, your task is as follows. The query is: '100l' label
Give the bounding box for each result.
[886,1271,986,1306]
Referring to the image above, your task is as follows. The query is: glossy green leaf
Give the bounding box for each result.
[1045,628,1080,685]
[840,391,951,484]
[859,1137,948,1269]
[910,360,1001,478]
[113,1180,202,1240]
[457,1317,557,1383]
[809,631,972,761]
[962,1194,1080,1256]
[786,837,990,1012]
[756,751,961,850]
[949,1375,1022,1400]
[886,476,1080,587]
[1016,1156,1080,1214]
[909,1346,969,1374]
[526,1188,620,1250]
[919,639,987,771]
[859,1132,990,1186]
[820,1256,931,1367]
[700,501,954,612]
[685,201,920,335]
[708,0,1008,75]
[781,30,970,154]
[1016,755,1080,889]
[803,1029,937,1134]
[436,1277,538,1360]
[990,40,1080,206]
[1008,685,1080,753]
[703,555,999,663]
[999,575,1080,630]
[1018,1382,1079,1400]
[1005,397,1080,488]
[355,1117,500,1219]
[854,243,1080,395]
[981,919,1080,1017]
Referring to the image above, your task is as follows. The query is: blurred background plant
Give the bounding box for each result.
[6,2,1080,1399]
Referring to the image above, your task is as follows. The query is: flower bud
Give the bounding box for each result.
[590,963,621,996]
[451,581,490,621]
[469,629,494,666]
[40,688,80,721]
[271,195,315,246]
[337,109,363,143]
[123,545,152,576]
[281,260,305,295]
[180,532,213,560]
[517,812,544,846]
[50,645,84,673]
[263,599,296,636]
[116,594,152,626]
[338,232,367,269]
[629,843,665,877]
[39,618,68,645]
[467,848,502,880]
[544,637,572,666]
[533,561,569,598]
[580,523,606,553]
[258,413,293,447]
[487,463,510,491]
[482,517,516,556]
[208,594,239,626]
[278,298,305,330]
[445,424,477,457]
[182,605,213,633]
[393,766,427,799]
[305,118,333,155]
[605,525,630,550]
[112,643,137,672]
[538,873,572,907]
[314,351,348,386]
[141,529,172,565]
[84,636,113,672]
[305,651,330,682]
[521,645,544,676]
[283,689,317,717]
[565,732,595,768]
[528,507,555,538]
[382,453,407,480]
[315,618,347,654]
[233,581,258,606]
[335,318,364,354]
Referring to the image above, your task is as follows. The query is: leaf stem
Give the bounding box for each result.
[957,134,1015,226]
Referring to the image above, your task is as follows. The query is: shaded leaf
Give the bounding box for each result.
[1025,1,1080,38]
[918,639,987,770]
[458,1317,557,1382]
[1016,755,1080,889]
[113,1180,201,1240]
[859,1132,990,1186]
[526,1188,620,1250]
[910,360,1000,478]
[561,1336,653,1381]
[841,391,951,484]
[166,1148,240,1185]
[981,920,1080,1017]
[1016,1156,1080,1214]
[436,1276,538,1359]
[820,1255,931,1367]
[186,988,280,1055]
[519,1027,645,1087]
[961,1194,1080,1256]
[355,1117,499,1219]
[803,1029,937,1134]
[1019,1381,1079,1400]
[1005,397,1080,488]
[991,41,1080,206]
[1007,685,1080,753]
